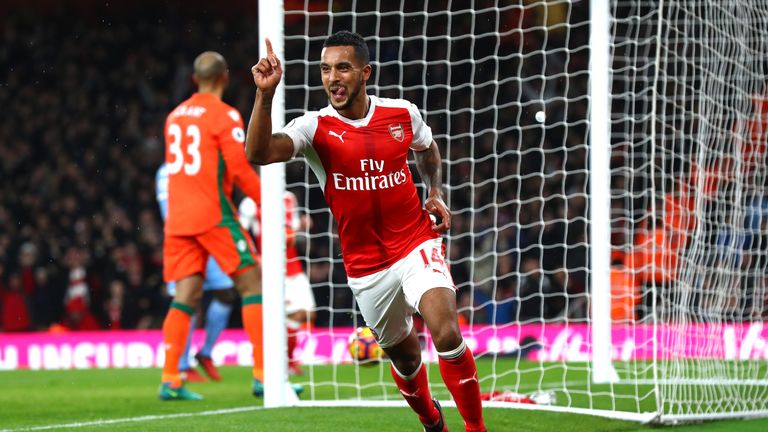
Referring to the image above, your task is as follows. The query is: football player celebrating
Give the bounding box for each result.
[246,32,486,431]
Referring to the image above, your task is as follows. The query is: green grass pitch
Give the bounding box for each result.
[1,359,767,431]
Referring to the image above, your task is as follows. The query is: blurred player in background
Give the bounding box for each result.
[239,191,317,377]
[158,51,266,401]
[156,163,235,383]
[246,32,486,431]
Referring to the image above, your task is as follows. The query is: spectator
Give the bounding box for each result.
[0,7,259,330]
[106,279,127,330]
[61,247,100,331]
[1,269,32,332]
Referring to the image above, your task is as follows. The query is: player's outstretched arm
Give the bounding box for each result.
[246,38,295,165]
[414,141,451,233]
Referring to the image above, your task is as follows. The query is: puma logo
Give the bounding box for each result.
[329,130,346,143]
[458,375,478,385]
[399,388,419,398]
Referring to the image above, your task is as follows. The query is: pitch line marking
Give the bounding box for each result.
[0,405,264,431]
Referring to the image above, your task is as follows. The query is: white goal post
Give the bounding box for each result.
[258,0,768,424]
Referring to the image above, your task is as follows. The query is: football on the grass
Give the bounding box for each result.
[348,327,383,365]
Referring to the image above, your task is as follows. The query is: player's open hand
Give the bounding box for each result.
[251,38,283,93]
[425,194,451,233]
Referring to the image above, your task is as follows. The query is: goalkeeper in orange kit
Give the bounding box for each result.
[158,51,266,401]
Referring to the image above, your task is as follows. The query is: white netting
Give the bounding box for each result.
[265,0,768,423]
[611,0,768,422]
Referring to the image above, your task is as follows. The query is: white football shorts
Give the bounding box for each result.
[347,237,456,349]
[285,272,316,315]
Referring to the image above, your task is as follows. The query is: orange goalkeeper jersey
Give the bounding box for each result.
[164,92,261,235]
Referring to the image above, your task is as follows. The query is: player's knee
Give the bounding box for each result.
[288,310,315,324]
[232,265,261,296]
[430,325,463,353]
[305,310,317,322]
[389,352,422,376]
[174,286,203,305]
[386,335,424,375]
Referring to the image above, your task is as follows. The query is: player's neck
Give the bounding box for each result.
[196,86,224,100]
[337,95,370,120]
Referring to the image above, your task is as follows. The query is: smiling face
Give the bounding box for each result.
[320,45,371,116]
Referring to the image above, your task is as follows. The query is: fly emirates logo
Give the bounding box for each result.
[332,159,407,191]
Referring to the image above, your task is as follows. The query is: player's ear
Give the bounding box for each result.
[362,64,372,82]
[220,70,230,87]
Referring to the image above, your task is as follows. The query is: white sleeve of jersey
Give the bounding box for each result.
[281,112,319,158]
[238,197,258,234]
[408,103,433,151]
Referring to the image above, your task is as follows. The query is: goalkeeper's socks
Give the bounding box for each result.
[438,341,486,432]
[242,295,264,381]
[199,298,232,357]
[161,302,194,386]
[391,362,441,427]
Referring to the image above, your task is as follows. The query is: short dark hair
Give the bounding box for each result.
[323,31,370,65]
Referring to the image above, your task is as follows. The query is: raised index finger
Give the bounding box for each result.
[265,38,274,56]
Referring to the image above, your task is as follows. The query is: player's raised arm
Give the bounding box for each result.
[414,141,451,233]
[246,38,295,165]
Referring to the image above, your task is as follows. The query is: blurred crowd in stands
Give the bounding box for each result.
[0,2,262,331]
[2,1,765,333]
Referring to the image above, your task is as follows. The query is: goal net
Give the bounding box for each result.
[257,0,768,423]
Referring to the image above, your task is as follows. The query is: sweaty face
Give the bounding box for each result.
[320,46,369,111]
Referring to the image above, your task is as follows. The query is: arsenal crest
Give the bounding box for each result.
[388,123,404,142]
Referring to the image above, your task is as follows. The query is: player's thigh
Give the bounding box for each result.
[400,238,461,349]
[197,222,258,276]
[165,280,204,302]
[284,273,316,314]
[228,261,261,297]
[400,238,457,312]
[174,275,205,305]
[348,267,415,349]
[164,234,208,282]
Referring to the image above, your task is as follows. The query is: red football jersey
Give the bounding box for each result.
[239,192,305,277]
[164,93,261,235]
[282,96,438,277]
[282,191,305,276]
